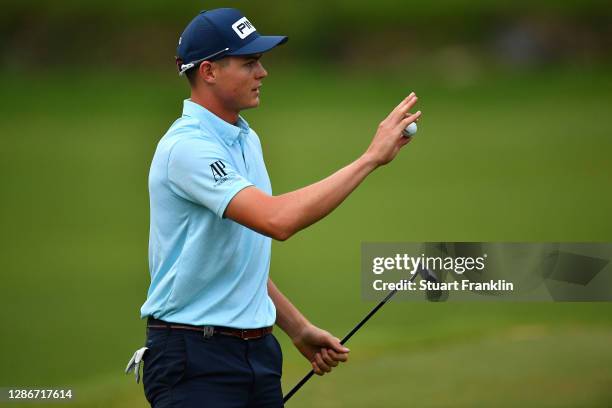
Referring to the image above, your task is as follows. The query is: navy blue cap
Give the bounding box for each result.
[176,8,288,75]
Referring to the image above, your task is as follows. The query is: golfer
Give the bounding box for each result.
[139,8,420,408]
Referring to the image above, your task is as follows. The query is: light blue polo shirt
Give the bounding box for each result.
[140,99,275,329]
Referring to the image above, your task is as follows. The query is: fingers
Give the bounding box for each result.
[328,337,350,354]
[397,111,422,131]
[312,361,323,375]
[387,92,415,120]
[314,352,331,374]
[327,348,349,363]
[311,348,349,376]
[398,98,419,121]
[308,331,350,376]
[405,112,421,122]
[399,136,413,147]
[321,348,339,368]
[391,93,419,122]
[398,92,416,111]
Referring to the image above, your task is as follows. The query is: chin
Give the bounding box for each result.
[242,99,260,110]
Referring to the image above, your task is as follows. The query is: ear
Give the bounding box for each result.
[198,61,217,84]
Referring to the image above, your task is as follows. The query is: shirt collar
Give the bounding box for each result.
[182,99,250,146]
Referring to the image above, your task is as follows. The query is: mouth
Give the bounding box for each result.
[252,84,262,93]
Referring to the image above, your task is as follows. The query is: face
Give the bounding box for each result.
[211,54,268,112]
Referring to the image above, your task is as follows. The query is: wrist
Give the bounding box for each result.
[359,151,380,171]
[288,320,312,343]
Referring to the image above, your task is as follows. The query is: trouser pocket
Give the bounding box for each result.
[143,329,187,407]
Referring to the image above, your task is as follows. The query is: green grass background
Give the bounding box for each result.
[1,64,611,407]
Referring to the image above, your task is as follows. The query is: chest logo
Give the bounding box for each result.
[210,160,228,182]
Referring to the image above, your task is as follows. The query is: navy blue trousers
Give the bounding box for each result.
[143,326,283,408]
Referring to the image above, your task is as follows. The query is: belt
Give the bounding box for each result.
[147,317,273,340]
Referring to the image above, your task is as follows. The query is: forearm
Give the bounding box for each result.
[272,153,378,238]
[224,94,420,241]
[268,278,310,340]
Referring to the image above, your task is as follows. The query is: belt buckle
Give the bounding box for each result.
[242,329,257,340]
[202,326,214,339]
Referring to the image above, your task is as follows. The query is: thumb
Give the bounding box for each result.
[328,336,350,354]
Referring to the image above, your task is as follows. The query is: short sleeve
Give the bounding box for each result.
[167,138,253,217]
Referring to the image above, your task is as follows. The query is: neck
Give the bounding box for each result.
[190,91,239,124]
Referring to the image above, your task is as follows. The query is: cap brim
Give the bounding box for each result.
[228,35,288,56]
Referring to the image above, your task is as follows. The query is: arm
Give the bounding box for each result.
[268,278,350,375]
[225,93,421,241]
[267,277,309,339]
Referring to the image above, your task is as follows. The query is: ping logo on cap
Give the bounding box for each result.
[232,17,256,39]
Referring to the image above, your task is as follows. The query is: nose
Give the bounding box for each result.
[256,61,268,79]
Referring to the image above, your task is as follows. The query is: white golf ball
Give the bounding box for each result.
[402,122,418,137]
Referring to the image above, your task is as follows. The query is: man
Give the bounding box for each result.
[138,8,420,408]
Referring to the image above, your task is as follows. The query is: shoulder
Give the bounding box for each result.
[166,118,225,158]
[248,128,262,141]
[246,128,264,151]
[166,116,205,139]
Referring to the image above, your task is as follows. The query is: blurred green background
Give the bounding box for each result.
[1,1,611,407]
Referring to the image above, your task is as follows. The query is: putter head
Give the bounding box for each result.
[418,267,438,283]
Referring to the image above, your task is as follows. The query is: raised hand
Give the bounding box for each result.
[364,92,421,167]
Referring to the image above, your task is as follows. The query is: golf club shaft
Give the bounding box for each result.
[283,273,417,403]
